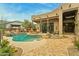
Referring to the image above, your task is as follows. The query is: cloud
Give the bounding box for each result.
[0,3,60,21]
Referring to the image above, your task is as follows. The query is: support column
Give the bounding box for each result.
[59,10,63,36]
[76,8,79,35]
[40,18,42,33]
[75,8,79,40]
[47,18,49,34]
[54,21,58,34]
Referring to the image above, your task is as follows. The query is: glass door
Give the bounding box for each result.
[49,23,54,33]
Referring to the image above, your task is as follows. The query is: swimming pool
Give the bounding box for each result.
[12,33,41,42]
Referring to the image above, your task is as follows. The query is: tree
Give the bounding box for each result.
[22,20,31,28]
[0,20,7,29]
[22,20,36,30]
[0,20,7,43]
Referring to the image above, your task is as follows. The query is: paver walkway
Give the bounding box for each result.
[25,37,74,56]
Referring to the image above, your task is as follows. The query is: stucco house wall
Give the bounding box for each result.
[32,3,79,35]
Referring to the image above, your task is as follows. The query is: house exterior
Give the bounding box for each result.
[6,21,23,30]
[32,3,79,36]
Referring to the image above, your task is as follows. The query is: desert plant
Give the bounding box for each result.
[74,39,79,50]
[1,40,9,48]
[22,20,36,31]
[0,39,17,56]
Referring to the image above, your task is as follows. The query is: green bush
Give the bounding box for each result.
[1,40,9,47]
[0,39,17,56]
[74,39,79,50]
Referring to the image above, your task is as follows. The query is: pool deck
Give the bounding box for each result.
[3,36,47,55]
[3,35,75,56]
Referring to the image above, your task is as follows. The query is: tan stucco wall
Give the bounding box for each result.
[54,20,59,33]
[60,3,79,11]
[32,3,79,21]
[48,9,60,17]
[32,3,79,35]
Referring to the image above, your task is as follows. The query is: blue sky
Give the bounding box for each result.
[0,3,60,21]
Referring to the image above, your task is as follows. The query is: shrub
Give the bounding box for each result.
[74,39,79,50]
[1,40,9,48]
[0,39,17,56]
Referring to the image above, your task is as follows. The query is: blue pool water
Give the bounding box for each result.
[12,33,41,42]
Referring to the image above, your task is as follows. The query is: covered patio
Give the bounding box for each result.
[32,16,59,34]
